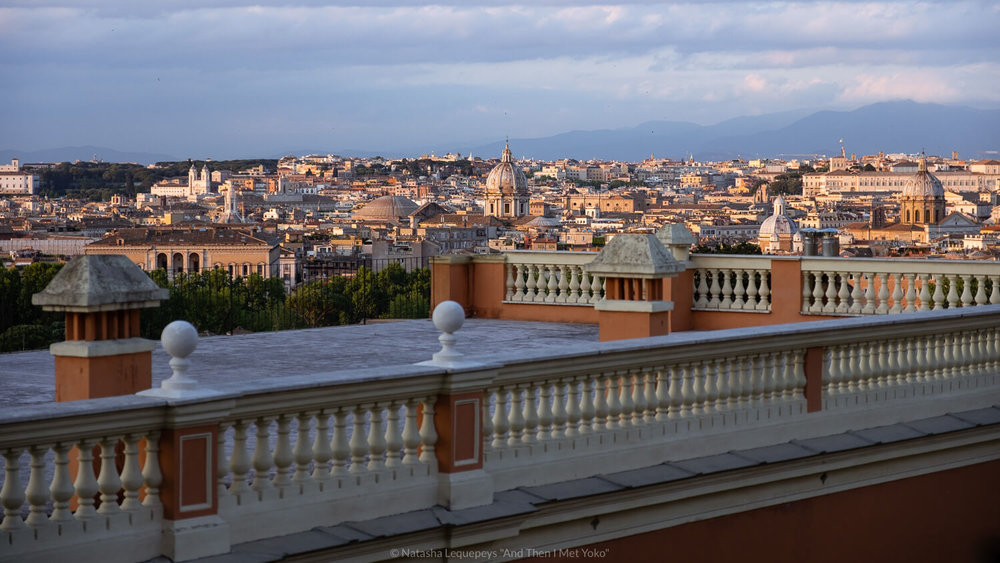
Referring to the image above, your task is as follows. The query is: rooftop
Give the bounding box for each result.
[0,319,599,407]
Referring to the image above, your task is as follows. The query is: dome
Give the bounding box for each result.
[485,142,528,195]
[901,158,945,198]
[758,196,798,237]
[354,195,419,220]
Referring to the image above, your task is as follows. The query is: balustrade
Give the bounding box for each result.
[504,251,603,304]
[690,258,772,312]
[801,259,1000,315]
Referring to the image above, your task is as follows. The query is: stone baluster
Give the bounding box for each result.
[889,274,904,313]
[875,273,890,314]
[348,407,368,474]
[931,274,946,309]
[401,400,421,466]
[799,272,811,312]
[50,442,75,520]
[745,271,759,310]
[808,272,824,313]
[418,398,437,466]
[366,405,387,471]
[552,380,569,439]
[139,431,161,509]
[120,434,145,512]
[0,449,24,530]
[720,269,734,309]
[712,358,728,410]
[694,270,710,308]
[654,368,670,421]
[631,369,646,426]
[544,266,558,303]
[860,273,876,314]
[568,265,582,303]
[825,346,841,399]
[507,387,526,444]
[74,439,99,520]
[522,385,540,443]
[24,446,48,526]
[565,378,582,436]
[917,274,932,311]
[946,275,960,308]
[579,375,596,434]
[606,374,623,429]
[512,263,526,301]
[252,417,276,489]
[505,263,515,301]
[593,375,610,431]
[330,409,351,476]
[894,339,908,386]
[903,273,918,313]
[751,355,766,407]
[732,269,747,310]
[383,404,404,469]
[590,273,603,303]
[666,364,683,418]
[579,270,593,303]
[553,264,567,303]
[312,412,333,481]
[272,415,294,488]
[823,272,838,313]
[643,370,657,423]
[990,276,1000,305]
[960,275,974,307]
[679,364,695,417]
[705,361,721,413]
[834,273,850,313]
[96,437,123,515]
[849,272,864,314]
[727,356,742,410]
[618,370,634,428]
[229,421,251,492]
[757,272,772,311]
[975,275,988,306]
[536,383,553,440]
[707,269,722,308]
[492,388,510,448]
[216,427,229,498]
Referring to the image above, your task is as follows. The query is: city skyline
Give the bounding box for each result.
[2,1,999,159]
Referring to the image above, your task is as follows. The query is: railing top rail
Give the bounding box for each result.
[689,254,773,268]
[502,249,599,265]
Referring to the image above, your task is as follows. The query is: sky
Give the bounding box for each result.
[2,1,999,159]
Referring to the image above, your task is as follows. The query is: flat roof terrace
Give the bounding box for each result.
[0,319,600,407]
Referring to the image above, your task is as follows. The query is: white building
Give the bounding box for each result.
[0,159,37,194]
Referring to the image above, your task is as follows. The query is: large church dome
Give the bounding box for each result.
[485,142,528,195]
[354,195,419,220]
[901,158,945,198]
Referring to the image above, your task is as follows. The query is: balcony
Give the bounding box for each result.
[1,251,999,562]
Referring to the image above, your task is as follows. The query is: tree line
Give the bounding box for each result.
[0,262,430,353]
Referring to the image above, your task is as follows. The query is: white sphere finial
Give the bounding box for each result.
[432,300,465,334]
[430,301,465,365]
[161,320,199,391]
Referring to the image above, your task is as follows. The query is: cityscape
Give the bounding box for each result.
[2,1,1000,562]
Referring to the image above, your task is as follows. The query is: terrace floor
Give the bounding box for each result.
[0,319,600,407]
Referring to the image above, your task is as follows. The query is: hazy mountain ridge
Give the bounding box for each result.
[5,102,999,165]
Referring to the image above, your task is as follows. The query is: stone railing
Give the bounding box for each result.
[503,250,603,304]
[689,255,772,312]
[800,257,1000,315]
[3,305,1000,561]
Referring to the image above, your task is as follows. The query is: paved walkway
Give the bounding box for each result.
[0,319,599,407]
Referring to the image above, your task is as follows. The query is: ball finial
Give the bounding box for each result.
[432,300,465,334]
[161,320,198,359]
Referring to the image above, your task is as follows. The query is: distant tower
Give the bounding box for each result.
[188,165,197,193]
[220,186,244,223]
[201,164,210,191]
[484,141,530,218]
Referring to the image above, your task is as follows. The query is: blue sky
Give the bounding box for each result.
[2,1,998,159]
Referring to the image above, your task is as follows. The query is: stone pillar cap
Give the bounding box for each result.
[584,233,684,279]
[656,223,697,246]
[32,254,169,312]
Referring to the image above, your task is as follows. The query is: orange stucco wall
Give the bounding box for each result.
[432,257,847,332]
[598,310,669,342]
[54,351,153,402]
[519,459,1000,563]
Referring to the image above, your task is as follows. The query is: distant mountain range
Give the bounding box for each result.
[469,101,1000,162]
[4,102,999,165]
[0,145,179,166]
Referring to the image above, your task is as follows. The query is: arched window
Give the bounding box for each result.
[157,253,168,270]
[189,253,200,273]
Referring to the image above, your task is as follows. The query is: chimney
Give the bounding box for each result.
[32,255,168,401]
